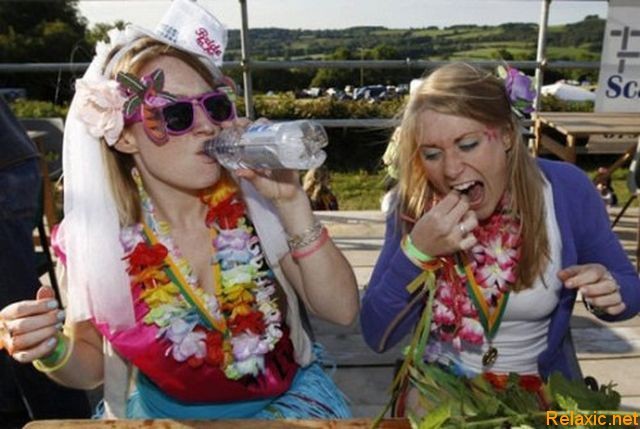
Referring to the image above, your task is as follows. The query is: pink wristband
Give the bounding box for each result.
[291,228,329,259]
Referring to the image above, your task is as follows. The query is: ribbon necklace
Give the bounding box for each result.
[456,253,510,366]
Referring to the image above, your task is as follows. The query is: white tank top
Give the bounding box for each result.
[432,178,562,375]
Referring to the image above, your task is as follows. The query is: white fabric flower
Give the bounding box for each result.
[75,78,127,146]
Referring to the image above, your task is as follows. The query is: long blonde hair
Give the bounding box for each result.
[397,63,548,291]
[100,37,229,226]
[303,166,332,201]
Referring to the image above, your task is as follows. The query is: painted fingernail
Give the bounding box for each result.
[46,337,57,348]
[54,322,63,330]
[56,310,66,321]
[46,300,59,310]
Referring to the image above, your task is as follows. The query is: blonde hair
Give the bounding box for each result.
[396,62,548,291]
[303,166,332,201]
[100,37,228,226]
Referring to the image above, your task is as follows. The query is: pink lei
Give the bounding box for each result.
[430,195,522,350]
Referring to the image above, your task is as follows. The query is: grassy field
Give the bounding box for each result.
[330,160,636,211]
[332,170,388,210]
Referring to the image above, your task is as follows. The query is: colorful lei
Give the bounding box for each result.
[429,195,521,350]
[121,171,283,380]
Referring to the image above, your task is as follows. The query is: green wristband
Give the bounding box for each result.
[39,333,67,366]
[402,235,435,263]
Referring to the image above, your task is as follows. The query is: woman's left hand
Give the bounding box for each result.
[558,263,626,316]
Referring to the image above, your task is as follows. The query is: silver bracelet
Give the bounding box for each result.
[286,220,324,250]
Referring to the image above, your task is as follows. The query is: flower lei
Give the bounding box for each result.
[430,195,521,350]
[122,172,282,380]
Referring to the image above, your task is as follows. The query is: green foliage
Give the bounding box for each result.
[0,0,92,101]
[222,15,606,90]
[331,170,387,210]
[86,20,128,46]
[372,268,634,429]
[252,93,404,120]
[540,95,594,112]
[9,99,68,118]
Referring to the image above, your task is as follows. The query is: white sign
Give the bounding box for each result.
[595,0,640,112]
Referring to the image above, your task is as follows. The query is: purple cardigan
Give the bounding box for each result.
[360,159,640,380]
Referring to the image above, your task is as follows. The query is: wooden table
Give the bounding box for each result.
[533,112,640,164]
[533,112,640,270]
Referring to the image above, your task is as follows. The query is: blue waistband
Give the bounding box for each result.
[128,372,273,419]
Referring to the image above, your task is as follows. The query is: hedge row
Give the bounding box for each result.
[9,94,593,172]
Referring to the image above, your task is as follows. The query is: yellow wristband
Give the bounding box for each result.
[402,235,435,263]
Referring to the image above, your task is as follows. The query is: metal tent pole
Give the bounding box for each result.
[239,0,254,119]
[534,0,551,113]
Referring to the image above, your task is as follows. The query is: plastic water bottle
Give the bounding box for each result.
[204,120,328,170]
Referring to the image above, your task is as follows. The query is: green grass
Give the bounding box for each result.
[331,170,387,210]
[582,162,636,208]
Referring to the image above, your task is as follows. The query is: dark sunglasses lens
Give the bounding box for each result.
[203,95,233,122]
[162,102,193,132]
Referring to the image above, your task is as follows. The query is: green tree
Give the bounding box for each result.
[0,0,91,102]
[86,20,128,46]
[310,47,360,89]
[492,48,514,61]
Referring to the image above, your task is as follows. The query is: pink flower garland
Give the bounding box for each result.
[430,196,521,350]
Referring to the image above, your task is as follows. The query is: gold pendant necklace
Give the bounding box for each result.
[482,344,498,366]
[458,253,510,368]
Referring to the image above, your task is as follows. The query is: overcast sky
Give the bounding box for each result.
[77,0,608,30]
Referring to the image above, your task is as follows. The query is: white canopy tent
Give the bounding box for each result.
[541,81,596,101]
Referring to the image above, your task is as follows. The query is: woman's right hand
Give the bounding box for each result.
[0,286,64,363]
[410,191,478,257]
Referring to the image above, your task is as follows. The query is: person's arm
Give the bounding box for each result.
[45,320,104,389]
[235,167,358,326]
[559,166,640,320]
[0,286,104,389]
[276,189,358,326]
[360,211,425,352]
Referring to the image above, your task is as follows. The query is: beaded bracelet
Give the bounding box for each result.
[291,227,329,259]
[286,220,324,250]
[33,331,73,373]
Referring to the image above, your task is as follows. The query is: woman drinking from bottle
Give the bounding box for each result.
[0,0,358,419]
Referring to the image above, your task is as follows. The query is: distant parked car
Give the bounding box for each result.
[396,83,409,95]
[353,85,386,101]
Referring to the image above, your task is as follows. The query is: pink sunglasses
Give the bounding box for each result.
[125,90,236,135]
